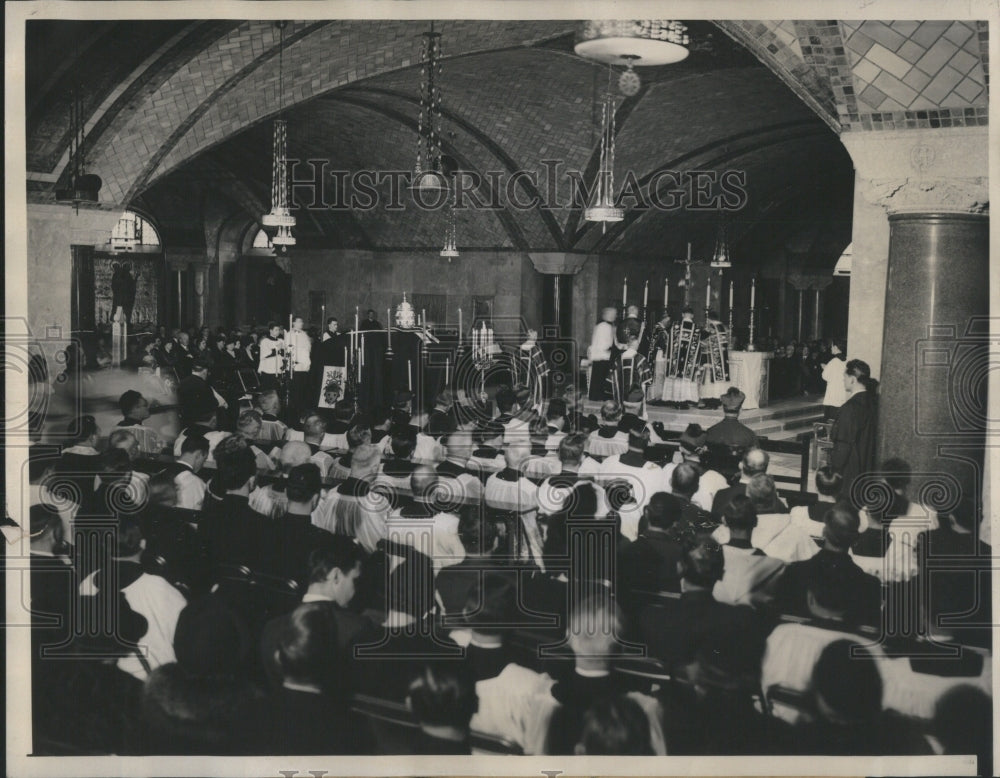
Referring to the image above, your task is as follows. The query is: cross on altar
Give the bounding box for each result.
[672,242,704,307]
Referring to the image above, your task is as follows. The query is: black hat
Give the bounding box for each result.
[720,387,746,412]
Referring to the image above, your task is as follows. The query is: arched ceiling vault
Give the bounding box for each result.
[25,19,987,270]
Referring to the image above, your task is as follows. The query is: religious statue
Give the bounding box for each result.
[110,262,138,323]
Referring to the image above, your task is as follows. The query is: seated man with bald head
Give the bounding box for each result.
[250,440,313,519]
[436,430,483,506]
[328,424,372,481]
[313,443,390,553]
[390,466,465,572]
[585,401,629,459]
[668,462,716,532]
[711,447,787,516]
[714,474,817,564]
[772,502,881,626]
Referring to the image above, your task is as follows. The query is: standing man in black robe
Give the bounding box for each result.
[830,359,878,502]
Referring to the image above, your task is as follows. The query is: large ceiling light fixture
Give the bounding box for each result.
[413,22,447,194]
[576,21,689,228]
[575,20,690,95]
[262,21,295,253]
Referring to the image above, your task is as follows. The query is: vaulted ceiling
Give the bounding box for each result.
[24,19,988,269]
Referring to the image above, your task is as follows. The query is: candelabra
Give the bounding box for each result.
[471,322,495,395]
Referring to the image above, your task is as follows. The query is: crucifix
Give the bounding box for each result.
[672,242,704,309]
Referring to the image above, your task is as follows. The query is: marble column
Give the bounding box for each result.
[843,127,989,521]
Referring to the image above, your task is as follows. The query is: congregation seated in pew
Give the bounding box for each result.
[24,377,992,760]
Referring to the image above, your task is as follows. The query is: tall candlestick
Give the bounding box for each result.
[408,360,413,391]
[729,280,734,309]
[422,309,426,329]
[622,276,628,306]
[643,280,649,310]
[344,347,348,368]
[321,304,325,325]
[705,278,711,310]
[387,308,392,349]
[750,276,756,309]
[445,356,450,386]
[458,307,463,346]
[664,277,669,310]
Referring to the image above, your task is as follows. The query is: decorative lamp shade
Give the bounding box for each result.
[574,20,690,66]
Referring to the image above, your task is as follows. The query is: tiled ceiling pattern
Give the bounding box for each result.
[845,21,986,111]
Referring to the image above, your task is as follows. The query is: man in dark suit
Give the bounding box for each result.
[425,389,459,438]
[197,436,268,575]
[668,463,717,532]
[618,492,686,605]
[771,503,880,627]
[351,542,463,701]
[259,534,370,690]
[177,355,219,427]
[270,603,358,754]
[637,536,768,680]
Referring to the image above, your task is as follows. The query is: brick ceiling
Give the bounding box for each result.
[24,19,988,267]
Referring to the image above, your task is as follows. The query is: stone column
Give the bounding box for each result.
[192,265,206,327]
[841,127,988,519]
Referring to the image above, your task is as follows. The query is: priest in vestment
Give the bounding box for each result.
[699,311,733,402]
[661,307,701,405]
[514,329,548,411]
[608,334,652,405]
[646,309,671,402]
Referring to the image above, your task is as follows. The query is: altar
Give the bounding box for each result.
[728,351,772,410]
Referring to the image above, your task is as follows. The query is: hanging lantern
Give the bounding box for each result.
[55,87,102,210]
[440,196,459,259]
[262,22,295,252]
[413,24,447,193]
[710,224,731,268]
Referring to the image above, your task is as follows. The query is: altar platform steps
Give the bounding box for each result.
[581,396,825,438]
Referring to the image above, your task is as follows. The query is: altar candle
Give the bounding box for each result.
[622,276,628,306]
[355,306,359,335]
[705,279,711,309]
[387,308,392,348]
[729,280,734,309]
[445,356,450,385]
[360,336,364,367]
[344,347,348,367]
[750,277,756,309]
[422,309,426,329]
[408,360,413,391]
[664,277,669,309]
[643,280,649,310]
[458,308,463,345]
[321,304,325,325]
